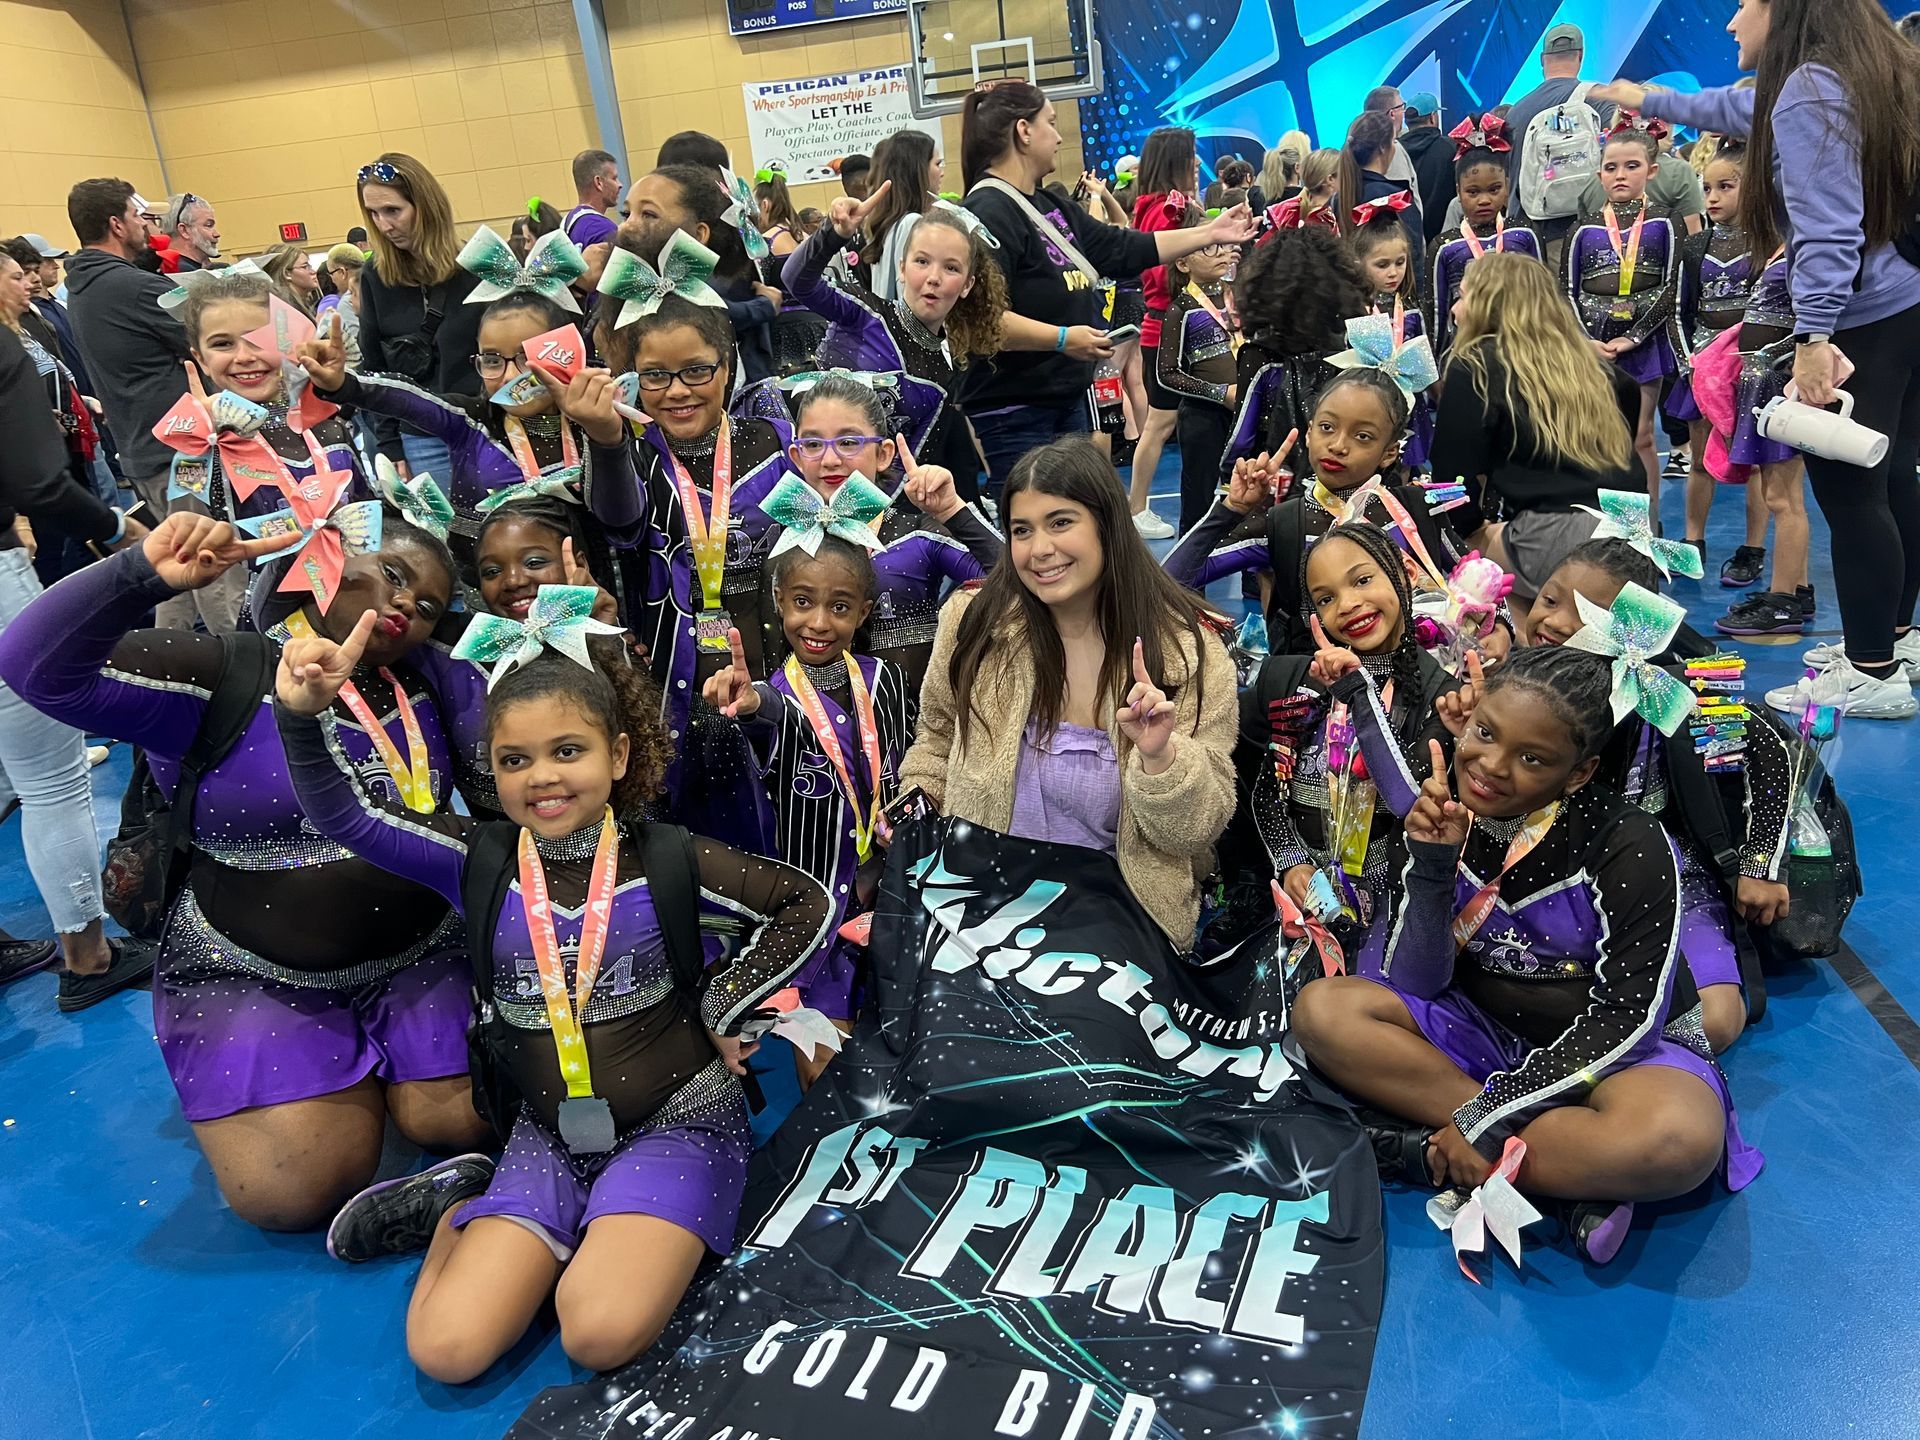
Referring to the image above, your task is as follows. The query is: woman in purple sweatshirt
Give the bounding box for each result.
[1598,0,1920,721]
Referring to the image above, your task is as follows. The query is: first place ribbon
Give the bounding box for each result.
[783,654,885,862]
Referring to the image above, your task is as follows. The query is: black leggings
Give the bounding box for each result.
[1176,401,1233,534]
[1804,299,1920,666]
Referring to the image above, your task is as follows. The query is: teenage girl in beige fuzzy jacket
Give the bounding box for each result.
[899,438,1238,949]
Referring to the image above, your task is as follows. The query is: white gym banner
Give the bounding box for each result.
[742,66,944,185]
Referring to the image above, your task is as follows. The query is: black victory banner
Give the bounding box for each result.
[510,819,1385,1440]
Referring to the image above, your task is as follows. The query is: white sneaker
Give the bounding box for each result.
[1803,628,1920,681]
[1766,656,1916,720]
[1132,508,1175,539]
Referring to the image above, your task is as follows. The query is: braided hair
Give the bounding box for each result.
[1482,644,1616,760]
[1304,519,1427,747]
[472,494,618,611]
[1556,536,1661,597]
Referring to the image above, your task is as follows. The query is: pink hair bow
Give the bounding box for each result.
[1448,114,1512,160]
[1350,190,1413,227]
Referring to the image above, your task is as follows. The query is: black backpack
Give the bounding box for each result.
[458,819,708,1141]
[100,634,275,940]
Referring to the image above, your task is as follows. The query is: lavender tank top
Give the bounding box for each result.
[1008,718,1122,854]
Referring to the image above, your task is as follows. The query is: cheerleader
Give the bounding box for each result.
[1427,115,1542,355]
[1156,227,1241,532]
[1293,644,1762,1267]
[1565,119,1684,514]
[273,600,830,1380]
[702,530,914,1067]
[0,511,487,1232]
[779,180,1007,481]
[1347,196,1433,471]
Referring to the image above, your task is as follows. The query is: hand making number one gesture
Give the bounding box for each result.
[143,512,301,594]
[295,311,349,393]
[277,607,378,717]
[1405,739,1474,850]
[827,178,893,241]
[1434,649,1485,739]
[1118,637,1178,769]
[897,432,963,523]
[699,626,760,719]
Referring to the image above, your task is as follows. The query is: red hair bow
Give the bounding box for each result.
[1448,114,1511,160]
[1161,188,1190,220]
[1350,190,1412,227]
[1607,111,1669,143]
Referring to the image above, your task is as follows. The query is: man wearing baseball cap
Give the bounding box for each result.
[1399,91,1455,242]
[1504,23,1617,250]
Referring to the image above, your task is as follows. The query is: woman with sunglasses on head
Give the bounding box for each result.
[354,153,486,483]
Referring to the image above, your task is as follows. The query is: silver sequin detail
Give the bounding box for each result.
[169,888,460,991]
[497,972,675,1029]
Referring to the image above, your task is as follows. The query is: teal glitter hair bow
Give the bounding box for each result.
[1327,309,1440,397]
[1562,581,1697,735]
[762,472,892,560]
[156,257,267,314]
[720,168,772,263]
[597,230,725,329]
[450,584,624,688]
[475,468,584,513]
[373,455,455,540]
[1575,488,1705,580]
[458,224,587,314]
[777,370,900,396]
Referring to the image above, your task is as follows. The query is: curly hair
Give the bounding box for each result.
[902,209,1007,364]
[1303,520,1426,747]
[1236,225,1367,357]
[485,636,672,814]
[1482,644,1617,760]
[1555,537,1661,597]
[593,290,736,389]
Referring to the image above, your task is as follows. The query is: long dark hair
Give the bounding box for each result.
[1336,112,1399,242]
[960,80,1048,190]
[948,438,1213,746]
[1741,0,1920,258]
[1304,520,1427,746]
[1137,126,1198,204]
[866,129,938,257]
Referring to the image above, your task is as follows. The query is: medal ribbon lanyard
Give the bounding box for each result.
[784,655,885,861]
[671,418,733,617]
[284,611,434,812]
[519,807,622,1100]
[1450,803,1562,951]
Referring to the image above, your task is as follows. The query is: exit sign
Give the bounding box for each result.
[279,221,308,242]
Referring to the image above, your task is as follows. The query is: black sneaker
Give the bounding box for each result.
[56,937,157,1012]
[1716,591,1810,637]
[1719,544,1766,588]
[1563,1200,1635,1265]
[1792,584,1816,620]
[0,935,58,986]
[1661,449,1690,481]
[327,1153,496,1263]
[1356,1109,1437,1187]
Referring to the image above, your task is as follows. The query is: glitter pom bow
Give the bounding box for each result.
[719,168,772,263]
[1607,111,1669,144]
[1562,581,1697,735]
[597,230,725,329]
[1449,114,1512,160]
[373,455,455,539]
[1574,488,1705,580]
[457,224,588,313]
[1328,306,1439,397]
[761,472,892,559]
[1349,190,1413,227]
[237,469,381,614]
[450,584,624,688]
[474,468,585,513]
[156,257,267,314]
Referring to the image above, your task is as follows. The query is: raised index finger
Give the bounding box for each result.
[1131,636,1150,686]
[1427,739,1450,791]
[727,625,747,675]
[894,431,918,474]
[855,179,892,220]
[183,360,209,406]
[236,528,305,560]
[339,607,380,668]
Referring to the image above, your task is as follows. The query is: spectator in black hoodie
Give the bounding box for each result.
[1400,92,1455,243]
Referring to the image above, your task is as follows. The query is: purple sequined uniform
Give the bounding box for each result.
[1730,254,1798,466]
[1428,224,1544,356]
[178,404,364,524]
[1564,201,1682,385]
[1667,223,1754,422]
[0,547,470,1120]
[274,701,834,1255]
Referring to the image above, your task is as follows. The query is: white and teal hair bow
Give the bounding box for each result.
[1575,488,1705,581]
[457,225,588,313]
[474,468,585,513]
[450,585,624,688]
[926,199,1001,250]
[719,168,772,263]
[761,473,892,560]
[1562,581,1697,735]
[373,455,455,539]
[156,257,267,314]
[777,370,900,396]
[597,230,725,330]
[1327,308,1440,397]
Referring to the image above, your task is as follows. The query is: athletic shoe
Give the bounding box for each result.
[85,744,110,768]
[1357,1110,1436,1187]
[1804,627,1920,681]
[56,937,157,1013]
[1716,590,1809,637]
[1661,449,1690,481]
[327,1153,496,1263]
[0,936,58,986]
[1719,545,1766,588]
[1563,1200,1635,1265]
[1132,508,1175,540]
[1765,656,1917,720]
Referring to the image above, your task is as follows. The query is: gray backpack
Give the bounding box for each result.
[1518,82,1604,222]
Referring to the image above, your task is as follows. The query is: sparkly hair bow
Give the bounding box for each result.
[1575,488,1705,580]
[475,469,585,513]
[1328,305,1439,397]
[1161,189,1190,220]
[451,584,624,688]
[1448,114,1512,160]
[1607,111,1669,143]
[1563,582,1697,735]
[152,368,296,504]
[1349,189,1413,227]
[761,472,892,559]
[373,455,455,539]
[777,370,899,396]
[719,168,772,262]
[923,199,1001,249]
[156,257,267,314]
[457,224,588,313]
[237,468,381,613]
[597,230,725,329]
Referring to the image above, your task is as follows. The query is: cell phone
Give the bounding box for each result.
[88,499,158,558]
[1104,323,1141,346]
[882,786,936,830]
